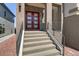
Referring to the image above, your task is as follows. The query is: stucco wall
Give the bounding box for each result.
[46,3,53,33]
[63,3,79,50]
[16,3,25,40]
[63,15,79,50]
[0,17,14,38]
[76,3,79,9]
[64,3,78,17]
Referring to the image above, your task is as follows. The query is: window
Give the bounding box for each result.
[0,24,5,34]
[19,3,21,12]
[3,28,5,33]
[0,24,3,34]
[4,11,6,17]
[3,24,5,33]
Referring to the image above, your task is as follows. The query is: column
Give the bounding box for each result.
[46,3,53,34]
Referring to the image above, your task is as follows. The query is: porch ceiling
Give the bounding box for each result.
[25,3,45,9]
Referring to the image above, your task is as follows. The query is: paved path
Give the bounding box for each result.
[0,34,16,56]
[64,46,79,56]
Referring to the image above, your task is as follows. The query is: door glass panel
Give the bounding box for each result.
[34,16,38,21]
[27,25,31,28]
[27,16,32,20]
[34,21,38,24]
[34,25,38,28]
[27,21,32,24]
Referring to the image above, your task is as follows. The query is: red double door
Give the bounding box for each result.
[25,11,40,30]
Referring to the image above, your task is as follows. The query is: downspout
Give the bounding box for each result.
[60,3,64,55]
[62,3,65,56]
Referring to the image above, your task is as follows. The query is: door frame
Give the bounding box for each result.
[25,11,40,31]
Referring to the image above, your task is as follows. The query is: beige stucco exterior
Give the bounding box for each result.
[63,15,79,50]
[63,3,79,50]
[16,3,25,40]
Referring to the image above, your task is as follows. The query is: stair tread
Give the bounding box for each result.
[24,35,48,38]
[24,39,52,45]
[22,31,60,56]
[24,38,50,42]
[24,31,47,34]
[23,44,55,52]
[24,31,46,33]
[24,34,48,36]
[23,49,60,56]
[46,53,61,56]
[24,36,50,39]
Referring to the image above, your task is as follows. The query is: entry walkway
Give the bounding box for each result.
[0,34,16,56]
[64,46,79,56]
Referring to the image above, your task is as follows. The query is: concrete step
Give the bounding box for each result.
[24,37,50,42]
[24,36,50,40]
[24,31,47,34]
[24,34,48,38]
[23,44,56,55]
[23,49,60,56]
[23,41,53,47]
[22,31,60,56]
[23,40,53,46]
[46,52,61,56]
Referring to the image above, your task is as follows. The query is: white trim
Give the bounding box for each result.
[0,34,14,43]
[47,30,63,55]
[19,30,24,56]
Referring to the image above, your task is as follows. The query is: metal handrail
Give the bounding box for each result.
[16,22,23,56]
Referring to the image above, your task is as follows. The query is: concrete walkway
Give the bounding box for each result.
[0,34,16,56]
[64,46,79,56]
